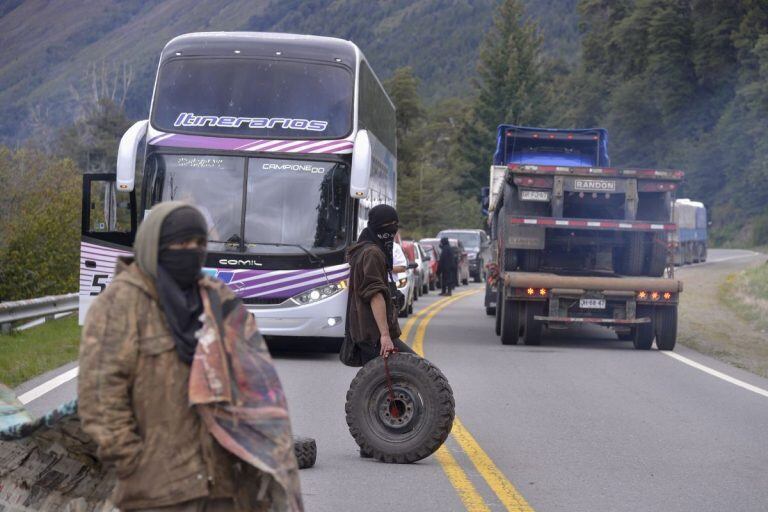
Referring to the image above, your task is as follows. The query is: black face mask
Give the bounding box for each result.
[158,248,205,289]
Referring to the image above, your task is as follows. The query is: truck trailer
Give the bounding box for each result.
[672,199,707,265]
[486,125,683,350]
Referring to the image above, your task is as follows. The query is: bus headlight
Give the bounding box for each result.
[291,280,348,305]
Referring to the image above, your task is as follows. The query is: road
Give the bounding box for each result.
[12,249,768,511]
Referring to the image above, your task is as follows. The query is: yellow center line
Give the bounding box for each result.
[409,289,536,512]
[401,289,477,341]
[435,445,492,512]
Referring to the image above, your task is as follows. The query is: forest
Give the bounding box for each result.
[1,0,767,300]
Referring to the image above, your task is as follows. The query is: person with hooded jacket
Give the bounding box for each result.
[341,204,415,366]
[438,237,457,296]
[78,202,303,512]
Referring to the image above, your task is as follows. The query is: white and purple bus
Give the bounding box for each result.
[79,32,397,340]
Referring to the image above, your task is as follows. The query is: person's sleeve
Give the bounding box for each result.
[77,289,142,478]
[358,249,389,303]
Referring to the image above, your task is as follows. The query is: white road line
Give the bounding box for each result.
[664,352,768,399]
[18,367,79,404]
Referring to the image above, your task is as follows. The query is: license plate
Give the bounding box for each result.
[574,179,616,192]
[520,190,550,202]
[579,298,606,309]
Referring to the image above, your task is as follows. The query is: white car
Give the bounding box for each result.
[395,269,415,318]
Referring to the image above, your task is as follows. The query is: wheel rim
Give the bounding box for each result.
[366,377,426,442]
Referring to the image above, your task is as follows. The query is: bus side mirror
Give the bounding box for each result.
[116,120,148,192]
[350,129,371,199]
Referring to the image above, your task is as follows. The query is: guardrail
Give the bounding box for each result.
[0,293,78,334]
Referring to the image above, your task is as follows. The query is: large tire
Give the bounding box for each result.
[294,436,317,469]
[633,306,654,350]
[655,306,677,351]
[519,250,541,272]
[500,298,522,345]
[495,286,503,336]
[646,233,667,277]
[521,302,543,346]
[345,353,455,463]
[623,232,645,276]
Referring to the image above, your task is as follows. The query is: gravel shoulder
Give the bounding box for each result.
[676,249,768,378]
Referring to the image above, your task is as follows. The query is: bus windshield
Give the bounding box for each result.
[157,154,349,255]
[152,58,354,139]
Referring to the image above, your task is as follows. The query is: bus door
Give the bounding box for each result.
[80,174,136,321]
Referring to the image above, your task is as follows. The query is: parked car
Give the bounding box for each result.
[403,240,431,296]
[420,237,469,287]
[420,238,443,287]
[422,245,438,291]
[436,229,491,283]
[395,267,415,317]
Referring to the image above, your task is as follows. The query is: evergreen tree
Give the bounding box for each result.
[457,0,547,194]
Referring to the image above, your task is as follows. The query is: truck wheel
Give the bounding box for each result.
[645,233,667,277]
[623,232,645,276]
[655,306,677,351]
[345,353,455,463]
[500,298,522,345]
[633,306,654,350]
[519,250,541,272]
[521,302,543,346]
[495,287,503,336]
[294,436,317,469]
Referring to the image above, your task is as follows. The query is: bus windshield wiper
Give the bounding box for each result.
[245,241,324,265]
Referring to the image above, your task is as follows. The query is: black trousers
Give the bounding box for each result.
[358,338,416,365]
[440,271,454,295]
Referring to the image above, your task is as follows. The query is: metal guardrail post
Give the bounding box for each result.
[0,293,79,333]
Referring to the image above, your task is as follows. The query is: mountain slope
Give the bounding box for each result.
[0,0,579,143]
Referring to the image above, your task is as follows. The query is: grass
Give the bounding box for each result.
[0,315,80,388]
[720,263,768,334]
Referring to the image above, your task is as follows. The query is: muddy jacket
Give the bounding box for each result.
[346,242,401,349]
[78,259,241,510]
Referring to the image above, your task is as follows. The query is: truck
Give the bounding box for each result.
[485,125,683,350]
[671,199,707,265]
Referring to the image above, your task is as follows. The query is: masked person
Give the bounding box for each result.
[341,204,416,366]
[78,202,303,512]
[438,237,457,296]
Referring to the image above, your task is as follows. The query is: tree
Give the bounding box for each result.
[457,0,548,194]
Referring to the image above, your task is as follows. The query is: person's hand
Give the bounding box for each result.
[380,334,395,357]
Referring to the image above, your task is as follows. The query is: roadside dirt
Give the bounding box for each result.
[676,250,768,378]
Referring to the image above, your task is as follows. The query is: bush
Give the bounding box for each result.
[0,147,80,301]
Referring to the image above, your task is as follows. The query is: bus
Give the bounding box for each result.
[79,32,397,340]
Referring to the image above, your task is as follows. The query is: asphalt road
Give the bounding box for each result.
[13,249,768,511]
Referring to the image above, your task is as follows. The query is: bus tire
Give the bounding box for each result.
[294,436,317,469]
[633,306,654,350]
[500,298,521,345]
[522,302,543,346]
[345,353,454,464]
[655,307,677,351]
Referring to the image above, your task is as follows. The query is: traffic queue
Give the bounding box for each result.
[392,228,489,318]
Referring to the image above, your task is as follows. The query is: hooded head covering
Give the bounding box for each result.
[134,201,195,281]
[135,201,208,365]
[357,204,399,270]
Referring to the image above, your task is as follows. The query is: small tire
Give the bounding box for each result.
[633,306,654,350]
[500,298,521,345]
[423,283,429,295]
[429,281,436,291]
[462,277,469,285]
[408,300,414,315]
[345,353,455,463]
[294,436,317,469]
[655,306,677,351]
[522,302,543,346]
[486,306,496,316]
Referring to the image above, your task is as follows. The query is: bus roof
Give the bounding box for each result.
[162,32,359,67]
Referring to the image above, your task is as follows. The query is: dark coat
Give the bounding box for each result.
[438,244,458,284]
[342,242,401,365]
